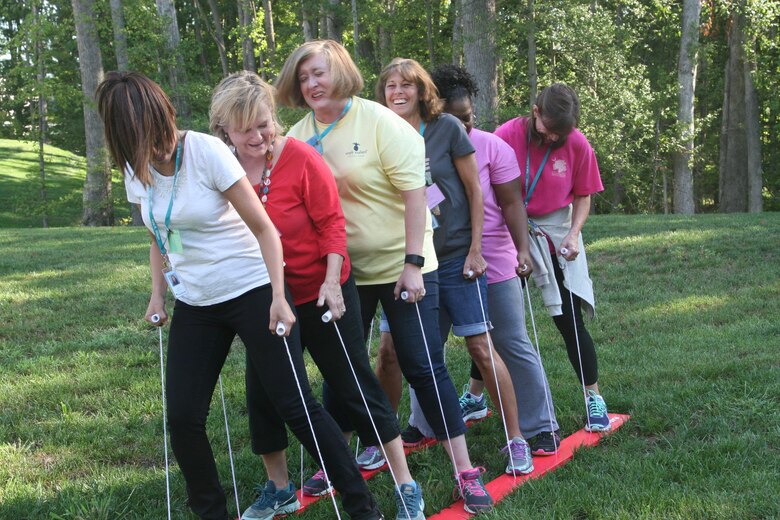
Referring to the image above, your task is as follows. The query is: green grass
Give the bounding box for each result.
[1,213,779,519]
[0,139,130,227]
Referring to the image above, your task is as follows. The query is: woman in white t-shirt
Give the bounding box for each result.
[95,72,380,520]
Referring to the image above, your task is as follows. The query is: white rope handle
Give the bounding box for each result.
[217,375,241,517]
[519,279,558,456]
[558,255,591,428]
[152,315,172,520]
[280,334,342,520]
[400,290,460,480]
[471,280,514,464]
[323,309,411,519]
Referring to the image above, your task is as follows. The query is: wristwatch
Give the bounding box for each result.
[404,254,425,268]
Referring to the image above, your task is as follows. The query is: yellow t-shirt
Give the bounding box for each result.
[287,96,437,285]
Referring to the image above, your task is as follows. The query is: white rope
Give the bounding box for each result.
[322,310,411,519]
[470,277,513,464]
[558,250,591,429]
[217,374,241,517]
[400,291,460,480]
[151,315,172,520]
[354,315,376,458]
[277,322,342,520]
[519,278,559,456]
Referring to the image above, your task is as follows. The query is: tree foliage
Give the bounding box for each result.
[1,0,778,222]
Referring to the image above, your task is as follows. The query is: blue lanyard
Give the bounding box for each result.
[148,139,183,256]
[524,135,552,206]
[419,121,425,136]
[306,97,353,154]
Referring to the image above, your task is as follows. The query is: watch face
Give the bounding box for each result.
[405,254,424,267]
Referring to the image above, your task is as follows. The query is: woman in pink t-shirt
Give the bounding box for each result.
[494,84,612,433]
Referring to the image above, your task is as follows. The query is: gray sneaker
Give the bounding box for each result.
[356,446,386,470]
[241,480,300,520]
[501,437,534,475]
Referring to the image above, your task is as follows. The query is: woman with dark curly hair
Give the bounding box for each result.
[428,64,562,455]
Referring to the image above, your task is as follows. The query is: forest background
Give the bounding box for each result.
[0,0,778,226]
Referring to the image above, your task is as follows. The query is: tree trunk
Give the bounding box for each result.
[239,0,257,72]
[33,0,48,227]
[672,0,699,214]
[155,0,190,124]
[451,0,462,65]
[526,0,537,108]
[351,0,359,60]
[302,3,315,41]
[744,39,762,212]
[326,0,342,42]
[425,0,434,66]
[192,0,211,83]
[378,0,395,65]
[462,0,498,130]
[719,8,749,212]
[108,0,129,71]
[202,0,229,77]
[72,0,113,226]
[261,0,276,63]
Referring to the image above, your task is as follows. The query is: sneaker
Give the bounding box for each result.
[527,430,561,456]
[393,481,425,520]
[501,436,534,475]
[459,385,488,422]
[301,469,331,497]
[585,390,611,432]
[356,446,386,470]
[456,467,493,514]
[241,480,300,520]
[401,424,433,448]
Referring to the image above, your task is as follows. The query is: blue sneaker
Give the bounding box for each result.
[585,390,611,432]
[456,467,493,514]
[356,446,386,470]
[459,385,488,422]
[394,481,425,520]
[501,436,534,475]
[241,480,300,520]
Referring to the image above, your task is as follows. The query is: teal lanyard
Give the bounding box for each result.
[306,97,353,154]
[524,135,552,206]
[419,121,425,136]
[148,139,183,256]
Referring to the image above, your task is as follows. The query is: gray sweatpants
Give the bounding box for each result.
[408,276,559,439]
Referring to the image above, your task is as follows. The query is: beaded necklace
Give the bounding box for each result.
[258,140,275,205]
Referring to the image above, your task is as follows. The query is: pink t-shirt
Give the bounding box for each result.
[494,117,603,217]
[470,128,520,285]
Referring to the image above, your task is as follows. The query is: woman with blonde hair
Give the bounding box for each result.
[210,70,417,520]
[96,71,378,520]
[277,40,493,515]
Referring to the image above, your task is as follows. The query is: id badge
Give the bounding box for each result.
[167,229,183,254]
[163,266,188,299]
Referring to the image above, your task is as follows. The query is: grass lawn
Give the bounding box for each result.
[0,213,778,519]
[0,139,130,227]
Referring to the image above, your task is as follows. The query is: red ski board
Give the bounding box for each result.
[428,413,631,519]
[294,412,493,513]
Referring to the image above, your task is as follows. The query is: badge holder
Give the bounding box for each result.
[162,255,187,299]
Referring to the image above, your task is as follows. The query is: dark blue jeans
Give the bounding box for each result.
[356,271,466,441]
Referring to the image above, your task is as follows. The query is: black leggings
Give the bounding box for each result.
[166,285,378,520]
[470,250,599,387]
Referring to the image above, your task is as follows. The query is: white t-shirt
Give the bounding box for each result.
[125,131,269,306]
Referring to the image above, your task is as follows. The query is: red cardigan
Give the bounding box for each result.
[253,137,350,305]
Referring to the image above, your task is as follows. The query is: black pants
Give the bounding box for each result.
[470,252,598,387]
[166,284,378,520]
[247,275,399,450]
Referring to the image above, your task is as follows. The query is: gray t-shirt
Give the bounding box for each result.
[425,113,476,261]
